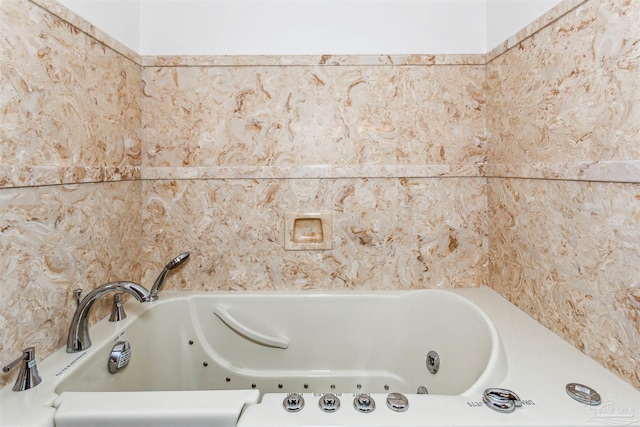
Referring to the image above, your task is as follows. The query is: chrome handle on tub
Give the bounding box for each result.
[109,293,127,322]
[483,388,522,413]
[2,347,42,391]
[214,306,289,349]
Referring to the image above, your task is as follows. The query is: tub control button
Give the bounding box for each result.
[386,392,409,412]
[353,394,376,413]
[283,393,305,412]
[566,383,601,406]
[319,393,341,412]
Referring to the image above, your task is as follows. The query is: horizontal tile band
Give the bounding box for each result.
[0,166,141,189]
[140,161,640,183]
[140,165,485,180]
[486,161,640,184]
[2,161,638,189]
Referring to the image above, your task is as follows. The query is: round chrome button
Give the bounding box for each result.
[386,392,409,412]
[353,394,376,413]
[283,393,304,412]
[319,393,341,412]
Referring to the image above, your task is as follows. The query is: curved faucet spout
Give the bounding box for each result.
[66,281,150,353]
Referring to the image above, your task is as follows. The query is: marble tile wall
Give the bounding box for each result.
[139,62,488,290]
[486,0,640,168]
[141,178,487,291]
[487,0,640,389]
[0,182,142,385]
[488,180,640,389]
[139,61,488,290]
[141,65,486,169]
[0,0,142,387]
[0,0,142,187]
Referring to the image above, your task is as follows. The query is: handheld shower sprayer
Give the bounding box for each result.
[149,251,190,301]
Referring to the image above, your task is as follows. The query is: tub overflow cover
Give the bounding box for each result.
[108,341,131,374]
[483,388,522,413]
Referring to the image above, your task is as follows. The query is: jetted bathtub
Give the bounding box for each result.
[1,287,638,427]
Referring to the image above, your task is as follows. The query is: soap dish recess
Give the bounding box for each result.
[284,212,332,250]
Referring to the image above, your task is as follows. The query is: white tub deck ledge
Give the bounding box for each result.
[53,389,260,427]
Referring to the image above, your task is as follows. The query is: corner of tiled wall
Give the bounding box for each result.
[486,0,640,390]
[0,0,143,387]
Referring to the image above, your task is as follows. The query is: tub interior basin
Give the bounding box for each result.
[55,291,505,397]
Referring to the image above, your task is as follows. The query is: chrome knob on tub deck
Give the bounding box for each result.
[283,393,305,412]
[2,347,42,391]
[67,281,151,353]
[319,393,341,412]
[353,394,376,413]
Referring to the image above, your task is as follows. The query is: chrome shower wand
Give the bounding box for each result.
[148,251,190,302]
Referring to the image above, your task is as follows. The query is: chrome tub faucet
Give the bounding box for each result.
[67,281,151,353]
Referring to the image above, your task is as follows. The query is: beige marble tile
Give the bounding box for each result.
[486,160,640,183]
[140,164,485,180]
[0,0,142,188]
[0,181,142,388]
[28,0,141,64]
[486,0,640,166]
[141,178,488,292]
[141,65,486,169]
[486,0,589,61]
[488,178,640,390]
[0,165,141,188]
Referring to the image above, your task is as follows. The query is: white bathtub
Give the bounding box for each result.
[1,287,638,427]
